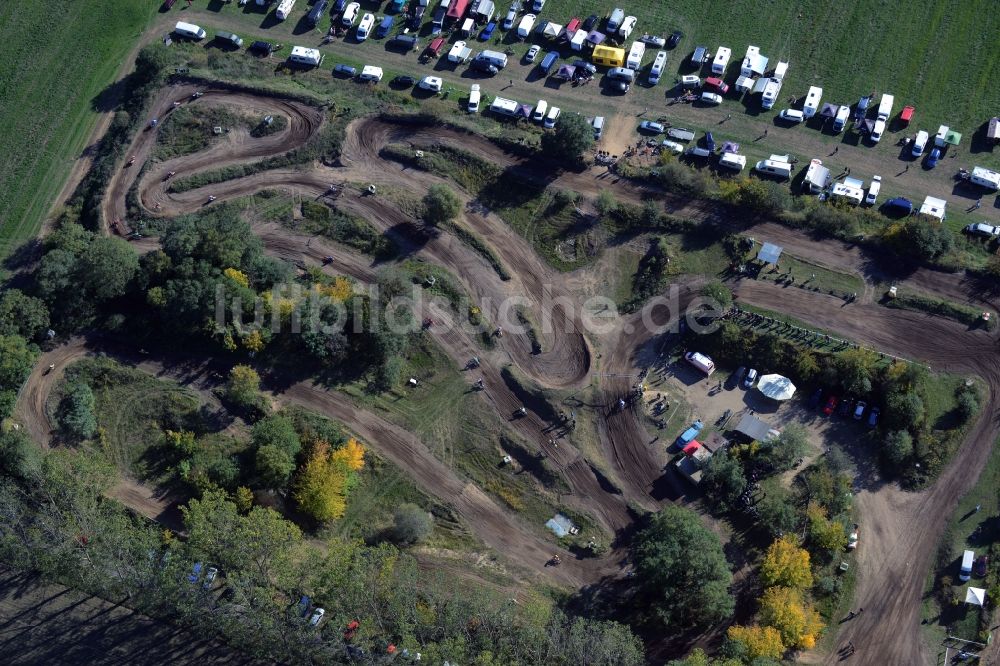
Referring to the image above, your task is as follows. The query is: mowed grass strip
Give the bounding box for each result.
[0,0,156,260]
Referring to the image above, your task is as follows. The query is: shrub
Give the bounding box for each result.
[392,503,433,545]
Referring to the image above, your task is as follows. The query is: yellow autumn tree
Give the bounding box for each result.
[806,502,847,552]
[293,440,348,521]
[330,438,365,472]
[761,535,813,590]
[242,329,266,353]
[315,277,353,303]
[223,267,250,288]
[727,624,785,660]
[759,586,824,650]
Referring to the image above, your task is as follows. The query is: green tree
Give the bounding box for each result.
[57,381,98,441]
[0,290,50,340]
[255,444,296,488]
[701,449,747,509]
[77,236,139,301]
[251,415,301,458]
[0,428,43,482]
[833,348,876,395]
[756,486,799,537]
[633,505,734,628]
[886,217,954,262]
[882,429,914,466]
[422,184,462,226]
[0,334,38,391]
[392,503,433,544]
[225,365,264,413]
[805,503,846,554]
[885,390,925,431]
[758,424,809,472]
[539,112,594,167]
[596,189,619,216]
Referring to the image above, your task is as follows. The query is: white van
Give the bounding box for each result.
[912,130,929,157]
[543,106,561,128]
[648,51,667,85]
[174,21,207,40]
[356,12,375,40]
[870,118,886,143]
[359,65,383,82]
[289,46,323,67]
[592,116,605,140]
[607,8,625,32]
[755,159,792,179]
[711,46,730,75]
[478,49,508,69]
[467,84,481,113]
[802,86,823,118]
[865,175,881,205]
[342,2,360,26]
[626,41,645,70]
[832,105,851,132]
[517,14,536,38]
[275,0,296,20]
[532,99,548,122]
[960,549,974,582]
[877,93,894,121]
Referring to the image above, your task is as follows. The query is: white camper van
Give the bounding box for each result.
[911,130,929,157]
[755,157,792,179]
[174,21,207,39]
[960,550,974,582]
[877,93,894,120]
[802,86,823,119]
[648,51,667,85]
[711,46,730,75]
[718,152,746,171]
[626,42,645,70]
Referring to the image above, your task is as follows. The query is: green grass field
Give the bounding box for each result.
[0,1,156,261]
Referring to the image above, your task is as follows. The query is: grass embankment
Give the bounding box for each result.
[884,292,997,331]
[0,0,156,263]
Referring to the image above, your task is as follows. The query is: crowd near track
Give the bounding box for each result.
[18,79,1000,664]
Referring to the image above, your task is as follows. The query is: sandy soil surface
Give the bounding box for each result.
[19,71,1000,663]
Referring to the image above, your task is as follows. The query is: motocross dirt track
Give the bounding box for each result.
[20,81,1000,664]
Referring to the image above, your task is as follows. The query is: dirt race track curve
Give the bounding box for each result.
[17,79,1000,664]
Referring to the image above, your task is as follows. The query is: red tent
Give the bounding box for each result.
[682,440,701,456]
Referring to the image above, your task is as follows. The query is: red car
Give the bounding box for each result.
[822,395,839,416]
[704,77,729,94]
[899,105,915,126]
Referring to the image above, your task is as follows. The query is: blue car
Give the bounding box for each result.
[883,197,913,215]
[479,21,497,40]
[926,147,941,168]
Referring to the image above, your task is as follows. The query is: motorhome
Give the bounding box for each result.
[960,550,975,582]
[626,41,645,70]
[877,93,894,120]
[288,46,323,66]
[755,157,792,179]
[802,159,831,193]
[711,46,730,75]
[802,86,823,118]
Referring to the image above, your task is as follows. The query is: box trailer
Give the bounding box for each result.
[289,46,323,66]
[174,21,207,39]
[684,351,715,376]
[802,86,822,118]
[275,0,296,20]
[711,46,730,75]
[626,41,645,70]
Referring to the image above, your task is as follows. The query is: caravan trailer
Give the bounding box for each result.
[275,0,296,20]
[626,41,645,70]
[288,46,323,67]
[711,46,730,75]
[802,86,823,119]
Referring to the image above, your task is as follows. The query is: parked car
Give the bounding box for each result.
[926,147,941,168]
[418,76,443,91]
[308,608,326,626]
[704,76,728,94]
[543,106,560,128]
[742,368,758,389]
[470,58,498,74]
[853,400,866,420]
[865,175,882,205]
[203,567,218,589]
[639,120,665,134]
[965,223,1000,237]
[808,388,823,409]
[847,525,859,550]
[822,395,839,415]
[356,12,375,40]
[525,44,541,63]
[249,40,275,56]
[608,80,629,93]
[700,91,722,105]
[391,74,416,86]
[467,84,481,113]
[667,30,682,48]
[867,407,880,427]
[571,59,598,76]
[779,108,804,123]
[640,34,665,47]
[975,555,989,578]
[333,63,357,77]
[582,14,599,31]
[480,21,497,40]
[660,140,684,154]
[532,99,549,122]
[502,9,517,29]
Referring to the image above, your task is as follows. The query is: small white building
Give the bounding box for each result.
[920,195,947,220]
[711,46,731,75]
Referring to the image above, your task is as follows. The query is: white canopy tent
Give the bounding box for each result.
[966,587,986,606]
[757,374,797,401]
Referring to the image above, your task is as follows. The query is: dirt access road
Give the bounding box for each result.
[26,71,1000,663]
